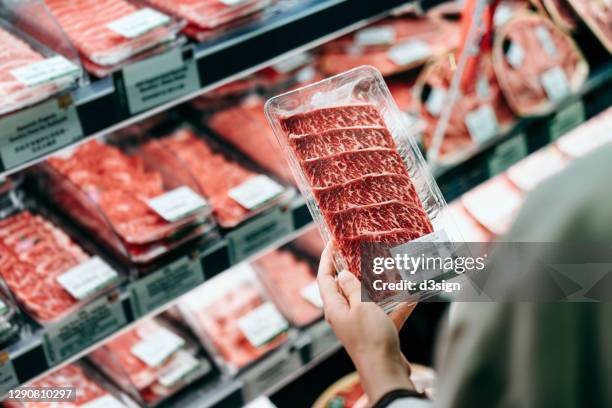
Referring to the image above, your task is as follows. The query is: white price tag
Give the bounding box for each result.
[540,66,570,102]
[273,52,311,74]
[506,42,525,69]
[81,395,126,408]
[494,4,513,27]
[238,302,288,348]
[355,26,396,46]
[10,56,79,87]
[158,352,201,387]
[535,26,558,57]
[465,105,500,143]
[228,175,284,210]
[388,40,431,66]
[300,281,323,308]
[56,257,119,300]
[131,327,185,367]
[147,186,207,222]
[220,0,249,5]
[426,87,446,117]
[476,77,490,99]
[106,7,170,38]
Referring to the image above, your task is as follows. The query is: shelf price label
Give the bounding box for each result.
[129,255,204,318]
[487,133,528,176]
[0,98,83,171]
[226,207,294,264]
[0,351,18,398]
[119,48,200,115]
[42,292,127,366]
[239,347,301,401]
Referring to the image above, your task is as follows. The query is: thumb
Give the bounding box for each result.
[337,271,361,306]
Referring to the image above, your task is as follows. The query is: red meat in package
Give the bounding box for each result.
[0,211,118,323]
[178,264,288,372]
[253,249,322,327]
[567,0,612,53]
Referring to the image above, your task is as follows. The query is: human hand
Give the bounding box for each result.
[317,243,417,403]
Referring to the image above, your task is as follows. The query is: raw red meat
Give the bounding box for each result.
[567,0,612,53]
[493,13,588,116]
[254,249,322,326]
[280,104,433,278]
[3,364,109,408]
[43,0,176,66]
[290,127,395,161]
[0,211,94,323]
[207,97,295,183]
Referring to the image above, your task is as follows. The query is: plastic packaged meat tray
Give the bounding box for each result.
[178,263,289,374]
[0,184,123,325]
[253,248,323,327]
[88,317,211,406]
[42,0,184,75]
[0,12,84,116]
[3,362,139,408]
[567,0,612,53]
[40,139,215,266]
[138,126,293,228]
[265,66,464,306]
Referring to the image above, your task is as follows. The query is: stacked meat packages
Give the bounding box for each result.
[178,263,288,373]
[3,363,137,408]
[89,318,209,406]
[140,127,291,228]
[0,209,120,323]
[43,0,183,76]
[253,249,323,327]
[45,140,214,265]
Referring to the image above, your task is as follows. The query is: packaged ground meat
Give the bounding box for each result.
[139,126,292,228]
[492,13,589,117]
[0,21,83,116]
[0,205,122,324]
[43,0,184,74]
[506,145,569,191]
[42,139,214,265]
[207,96,295,184]
[415,53,515,162]
[177,263,288,373]
[253,249,323,327]
[88,318,210,406]
[3,362,138,408]
[567,0,612,53]
[265,66,464,306]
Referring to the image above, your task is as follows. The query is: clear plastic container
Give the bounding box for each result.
[137,125,294,228]
[265,66,465,307]
[38,138,215,266]
[177,263,289,374]
[88,317,211,407]
[252,248,323,327]
[42,0,185,73]
[0,182,124,325]
[3,361,140,408]
[0,0,85,116]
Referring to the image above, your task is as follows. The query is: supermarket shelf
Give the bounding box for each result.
[0,0,447,177]
[434,61,612,202]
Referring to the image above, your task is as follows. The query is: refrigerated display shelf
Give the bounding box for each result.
[0,0,447,177]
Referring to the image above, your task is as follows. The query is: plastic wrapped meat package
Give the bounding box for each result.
[445,201,494,243]
[556,107,612,158]
[492,13,589,117]
[567,0,612,53]
[293,227,325,259]
[88,318,210,406]
[253,249,323,327]
[139,126,293,228]
[318,16,460,77]
[177,263,289,373]
[506,145,569,191]
[0,21,83,116]
[0,195,122,324]
[415,53,515,162]
[258,52,323,93]
[41,139,215,266]
[3,362,139,408]
[461,176,525,237]
[266,66,465,306]
[144,0,272,30]
[42,0,184,76]
[207,96,296,184]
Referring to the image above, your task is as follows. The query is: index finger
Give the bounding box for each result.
[317,242,348,314]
